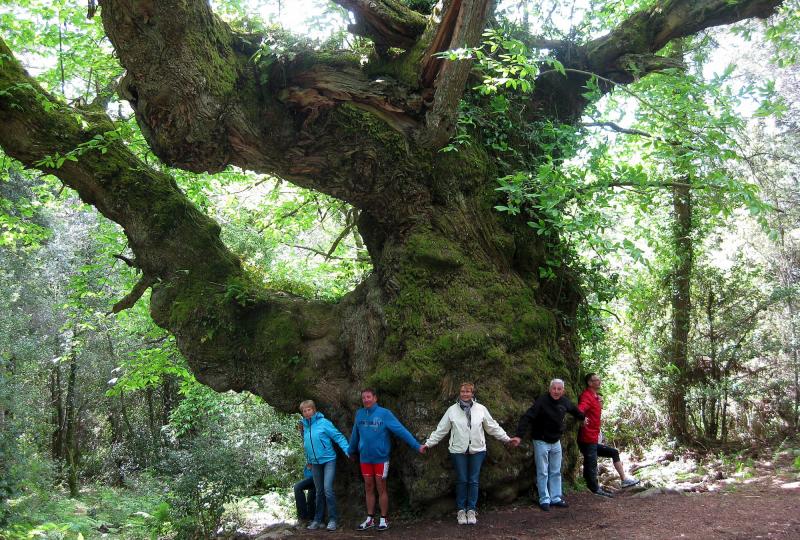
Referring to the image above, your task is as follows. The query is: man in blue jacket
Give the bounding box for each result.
[349,388,423,531]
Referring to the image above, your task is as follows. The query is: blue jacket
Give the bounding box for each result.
[349,404,420,463]
[302,412,350,465]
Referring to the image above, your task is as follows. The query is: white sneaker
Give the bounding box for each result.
[456,509,467,525]
[356,517,375,530]
[621,478,640,488]
[377,517,389,530]
[466,509,477,525]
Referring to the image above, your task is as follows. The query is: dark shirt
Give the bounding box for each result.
[515,393,585,443]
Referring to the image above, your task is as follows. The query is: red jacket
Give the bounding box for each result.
[577,388,601,444]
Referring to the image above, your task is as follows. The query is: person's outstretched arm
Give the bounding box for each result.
[385,409,422,451]
[515,399,540,438]
[348,414,360,456]
[327,421,351,455]
[424,408,453,448]
[482,407,511,443]
[566,398,586,421]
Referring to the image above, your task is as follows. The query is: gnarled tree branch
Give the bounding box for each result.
[332,0,427,51]
[0,38,355,412]
[530,0,783,122]
[419,0,494,147]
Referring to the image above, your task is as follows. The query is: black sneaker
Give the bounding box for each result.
[551,499,569,508]
[539,503,550,511]
[593,488,614,498]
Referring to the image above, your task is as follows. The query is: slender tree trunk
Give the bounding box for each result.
[145,386,157,444]
[668,172,692,444]
[64,351,79,498]
[50,362,64,463]
[721,368,730,444]
[108,407,125,486]
[706,290,719,441]
[787,300,800,432]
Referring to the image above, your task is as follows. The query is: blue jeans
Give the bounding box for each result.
[311,460,337,523]
[293,475,316,520]
[450,451,486,511]
[533,440,562,505]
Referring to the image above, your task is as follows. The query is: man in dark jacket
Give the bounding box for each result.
[516,379,585,511]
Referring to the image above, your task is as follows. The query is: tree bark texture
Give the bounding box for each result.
[0,0,783,511]
[669,177,692,444]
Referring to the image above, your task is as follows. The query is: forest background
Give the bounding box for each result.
[1,0,800,538]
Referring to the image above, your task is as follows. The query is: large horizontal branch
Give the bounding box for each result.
[98,0,433,221]
[529,0,783,122]
[586,0,782,71]
[0,38,356,412]
[332,0,427,50]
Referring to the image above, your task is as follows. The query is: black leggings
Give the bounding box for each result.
[578,442,620,493]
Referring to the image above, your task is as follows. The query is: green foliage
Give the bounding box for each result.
[1,475,169,540]
[0,158,52,251]
[162,383,300,538]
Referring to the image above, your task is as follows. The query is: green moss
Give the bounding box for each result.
[253,308,301,354]
[365,47,424,88]
[430,144,493,200]
[368,354,442,396]
[331,104,413,161]
[406,229,465,271]
[508,306,555,350]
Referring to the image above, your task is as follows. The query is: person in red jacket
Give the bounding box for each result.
[577,373,640,497]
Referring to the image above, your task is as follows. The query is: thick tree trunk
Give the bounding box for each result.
[0,0,783,512]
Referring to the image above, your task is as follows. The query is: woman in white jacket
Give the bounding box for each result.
[422,382,520,525]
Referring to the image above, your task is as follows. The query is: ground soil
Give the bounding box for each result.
[284,448,800,540]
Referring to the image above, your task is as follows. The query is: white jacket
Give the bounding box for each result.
[424,401,510,454]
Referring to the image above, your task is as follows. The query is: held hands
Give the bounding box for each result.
[419,445,428,454]
[507,437,521,448]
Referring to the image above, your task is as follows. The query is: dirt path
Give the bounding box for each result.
[281,446,800,540]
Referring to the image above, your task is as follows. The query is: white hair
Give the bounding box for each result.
[549,378,565,388]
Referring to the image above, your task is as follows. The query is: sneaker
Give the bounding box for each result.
[456,509,467,525]
[326,520,337,531]
[551,499,569,508]
[356,517,375,530]
[621,478,641,488]
[377,517,389,530]
[539,502,550,511]
[466,509,477,525]
[307,521,322,530]
[593,488,614,498]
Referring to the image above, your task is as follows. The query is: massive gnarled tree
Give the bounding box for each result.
[0,0,784,510]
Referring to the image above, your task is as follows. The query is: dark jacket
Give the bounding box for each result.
[515,393,585,443]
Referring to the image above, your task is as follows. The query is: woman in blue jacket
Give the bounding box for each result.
[299,399,350,531]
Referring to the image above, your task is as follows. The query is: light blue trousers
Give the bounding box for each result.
[533,439,562,505]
